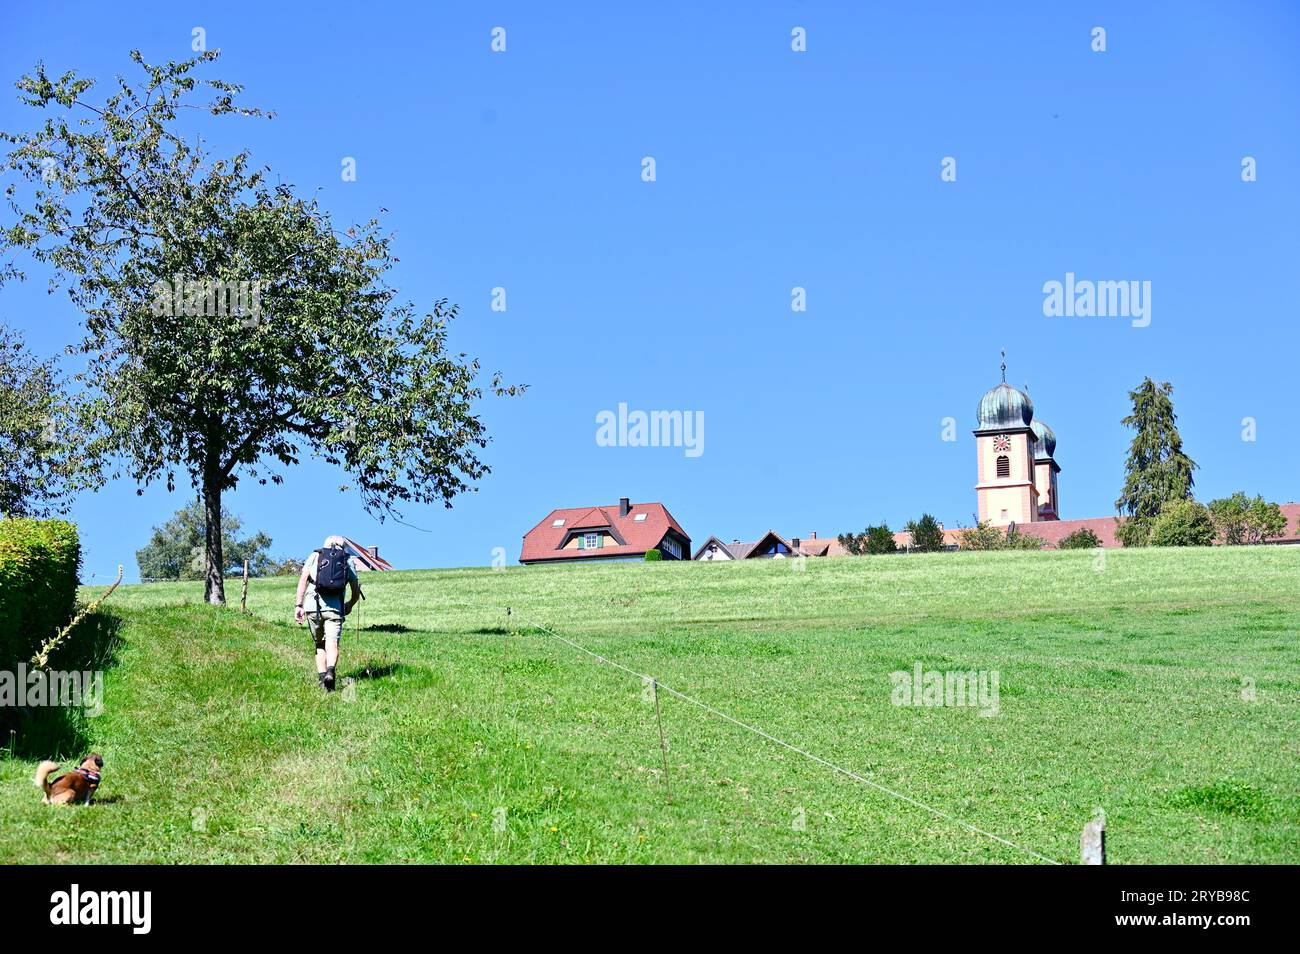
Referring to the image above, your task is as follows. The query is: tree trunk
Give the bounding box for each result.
[203,477,226,605]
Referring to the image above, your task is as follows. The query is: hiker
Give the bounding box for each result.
[294,535,362,691]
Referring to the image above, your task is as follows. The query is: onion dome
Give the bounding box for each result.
[977,382,1034,430]
[1031,420,1056,459]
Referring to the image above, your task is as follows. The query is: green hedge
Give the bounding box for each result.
[0,518,81,669]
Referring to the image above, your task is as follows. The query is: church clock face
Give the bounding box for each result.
[993,436,1011,452]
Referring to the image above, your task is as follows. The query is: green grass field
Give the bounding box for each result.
[1,547,1296,864]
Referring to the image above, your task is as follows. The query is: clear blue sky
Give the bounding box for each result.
[3,1,1297,581]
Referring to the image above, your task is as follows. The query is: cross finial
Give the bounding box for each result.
[1000,349,1007,383]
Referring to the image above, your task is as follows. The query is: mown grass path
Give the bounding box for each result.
[2,548,1296,863]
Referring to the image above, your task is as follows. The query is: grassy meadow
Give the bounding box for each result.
[1,546,1296,864]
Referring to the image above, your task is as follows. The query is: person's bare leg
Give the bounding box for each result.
[324,638,340,690]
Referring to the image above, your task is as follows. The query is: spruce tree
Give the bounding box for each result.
[1115,379,1197,546]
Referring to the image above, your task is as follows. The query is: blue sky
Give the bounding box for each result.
[3,1,1298,580]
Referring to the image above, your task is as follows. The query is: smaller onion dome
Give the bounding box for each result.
[1031,420,1056,459]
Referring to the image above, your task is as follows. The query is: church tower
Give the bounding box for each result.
[1031,419,1061,520]
[974,357,1039,526]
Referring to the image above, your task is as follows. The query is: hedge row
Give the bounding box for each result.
[0,518,81,669]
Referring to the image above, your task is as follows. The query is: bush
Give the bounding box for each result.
[904,514,947,553]
[1148,499,1215,547]
[959,519,1044,550]
[1057,527,1101,550]
[837,523,896,555]
[1004,525,1045,550]
[957,520,1004,550]
[0,517,81,669]
[1116,516,1151,548]
[643,549,662,562]
[1207,492,1288,545]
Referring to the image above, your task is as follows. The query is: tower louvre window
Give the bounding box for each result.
[996,455,1010,478]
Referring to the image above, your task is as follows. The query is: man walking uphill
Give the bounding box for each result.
[294,535,361,691]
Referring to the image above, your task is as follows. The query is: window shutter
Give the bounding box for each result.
[577,536,585,550]
[595,534,602,549]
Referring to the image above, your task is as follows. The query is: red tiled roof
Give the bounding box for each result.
[339,536,395,571]
[520,502,690,563]
[889,503,1300,550]
[1016,516,1122,548]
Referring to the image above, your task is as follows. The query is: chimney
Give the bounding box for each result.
[732,539,740,545]
[809,531,817,540]
[792,537,801,550]
[368,546,379,559]
[619,497,630,517]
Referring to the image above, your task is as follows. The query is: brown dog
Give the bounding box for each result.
[34,754,103,805]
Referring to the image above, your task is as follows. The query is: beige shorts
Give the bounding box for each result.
[307,607,344,648]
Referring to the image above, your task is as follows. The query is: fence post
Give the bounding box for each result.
[241,560,250,613]
[1081,816,1106,865]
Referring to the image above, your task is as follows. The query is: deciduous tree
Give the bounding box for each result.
[1,52,522,603]
[0,322,97,516]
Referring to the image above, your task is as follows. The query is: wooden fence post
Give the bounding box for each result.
[241,560,250,613]
[1081,816,1106,865]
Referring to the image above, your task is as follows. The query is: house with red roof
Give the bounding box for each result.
[694,530,845,560]
[519,498,692,564]
[338,537,395,571]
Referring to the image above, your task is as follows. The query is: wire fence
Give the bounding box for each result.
[507,606,1064,865]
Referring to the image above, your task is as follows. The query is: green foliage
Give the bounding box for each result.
[0,517,80,669]
[1207,493,1288,545]
[1115,378,1198,534]
[264,556,305,577]
[0,52,522,603]
[135,499,273,581]
[1057,527,1102,550]
[904,513,947,552]
[959,519,1044,551]
[1116,515,1152,548]
[643,549,662,562]
[957,520,1004,550]
[837,523,896,555]
[1004,525,1045,550]
[1148,499,1216,547]
[0,323,99,516]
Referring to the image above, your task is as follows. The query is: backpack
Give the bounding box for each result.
[313,546,351,596]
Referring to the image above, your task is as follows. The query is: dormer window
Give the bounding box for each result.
[577,532,602,550]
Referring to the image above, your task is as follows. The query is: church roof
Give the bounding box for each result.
[977,381,1034,430]
[1031,419,1057,460]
